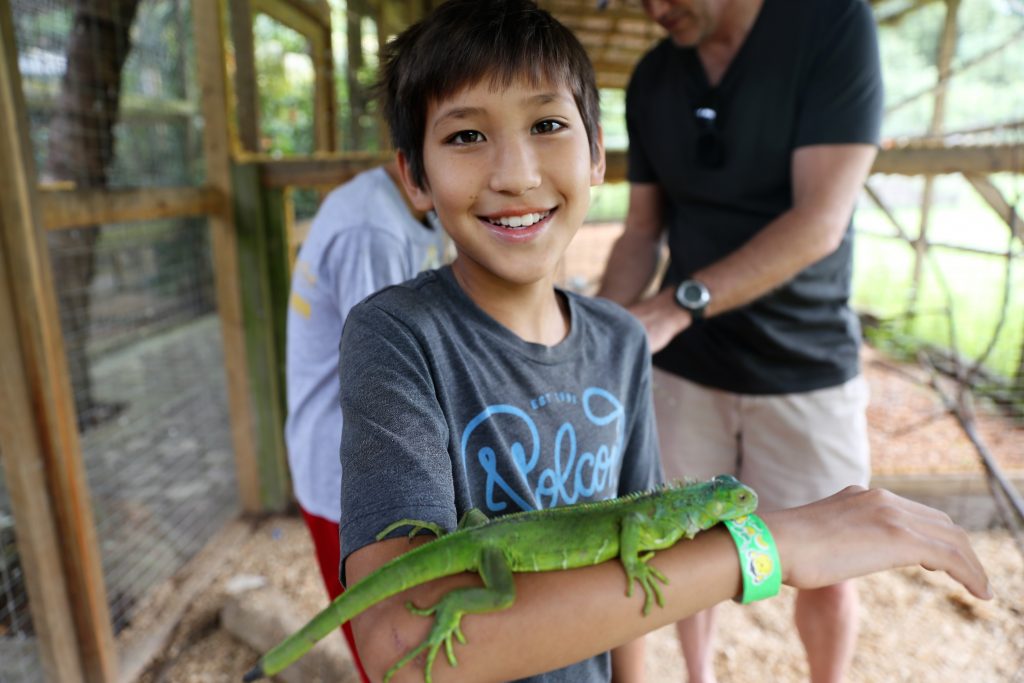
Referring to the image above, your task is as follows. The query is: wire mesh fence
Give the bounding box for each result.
[8,0,241,669]
[0,464,43,683]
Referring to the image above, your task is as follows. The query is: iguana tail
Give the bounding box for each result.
[243,535,474,681]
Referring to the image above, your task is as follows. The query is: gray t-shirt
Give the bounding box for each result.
[339,266,662,683]
[626,0,884,394]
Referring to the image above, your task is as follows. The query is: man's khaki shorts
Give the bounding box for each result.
[652,367,871,512]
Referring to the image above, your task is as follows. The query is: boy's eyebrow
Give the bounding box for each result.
[432,92,569,130]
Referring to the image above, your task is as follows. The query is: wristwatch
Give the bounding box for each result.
[674,278,711,320]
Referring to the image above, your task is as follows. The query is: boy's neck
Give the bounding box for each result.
[451,261,570,347]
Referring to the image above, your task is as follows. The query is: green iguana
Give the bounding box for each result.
[243,474,757,683]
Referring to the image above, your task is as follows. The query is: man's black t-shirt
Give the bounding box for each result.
[626,0,884,394]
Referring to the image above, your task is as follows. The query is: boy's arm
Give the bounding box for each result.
[348,523,742,683]
[611,639,646,683]
[347,486,991,683]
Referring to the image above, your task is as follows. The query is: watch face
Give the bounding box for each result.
[676,279,710,312]
[680,282,705,305]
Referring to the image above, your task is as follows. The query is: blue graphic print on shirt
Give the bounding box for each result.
[460,387,625,513]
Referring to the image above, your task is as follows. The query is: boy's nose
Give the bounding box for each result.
[488,138,541,196]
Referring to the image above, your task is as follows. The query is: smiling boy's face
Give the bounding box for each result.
[399,78,605,291]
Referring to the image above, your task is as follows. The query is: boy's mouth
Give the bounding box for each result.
[481,208,554,229]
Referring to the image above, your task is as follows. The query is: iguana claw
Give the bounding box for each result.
[624,550,670,615]
[384,598,469,683]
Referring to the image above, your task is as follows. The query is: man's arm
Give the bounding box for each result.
[346,486,990,683]
[602,143,877,352]
[597,182,666,307]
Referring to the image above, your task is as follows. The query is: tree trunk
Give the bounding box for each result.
[44,0,141,430]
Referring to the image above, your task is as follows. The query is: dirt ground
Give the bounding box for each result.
[135,223,1024,682]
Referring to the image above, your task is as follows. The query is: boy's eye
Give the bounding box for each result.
[446,130,484,145]
[532,119,565,135]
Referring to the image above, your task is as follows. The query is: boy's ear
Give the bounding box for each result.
[396,150,435,212]
[590,124,606,186]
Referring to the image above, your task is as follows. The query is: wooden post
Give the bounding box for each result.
[228,0,261,153]
[0,3,117,682]
[907,0,961,318]
[312,0,336,153]
[192,0,263,512]
[0,9,88,683]
[231,163,292,511]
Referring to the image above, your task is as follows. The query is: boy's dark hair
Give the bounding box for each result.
[379,0,601,189]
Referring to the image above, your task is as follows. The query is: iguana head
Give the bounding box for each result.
[700,474,758,521]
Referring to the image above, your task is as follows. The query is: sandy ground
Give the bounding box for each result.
[134,223,1024,682]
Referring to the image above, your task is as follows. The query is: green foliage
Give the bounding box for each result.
[254,14,315,156]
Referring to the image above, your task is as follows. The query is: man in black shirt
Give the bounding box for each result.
[599,0,884,681]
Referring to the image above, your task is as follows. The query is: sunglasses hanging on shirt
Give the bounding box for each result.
[694,89,726,169]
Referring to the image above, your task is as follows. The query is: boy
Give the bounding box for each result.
[337,2,990,682]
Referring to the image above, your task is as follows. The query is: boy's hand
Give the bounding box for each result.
[762,486,993,600]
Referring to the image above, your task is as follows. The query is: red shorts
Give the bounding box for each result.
[300,507,371,683]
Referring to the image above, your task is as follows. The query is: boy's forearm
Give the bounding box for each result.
[351,528,741,683]
[611,637,647,682]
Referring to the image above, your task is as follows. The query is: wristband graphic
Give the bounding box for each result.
[723,513,782,604]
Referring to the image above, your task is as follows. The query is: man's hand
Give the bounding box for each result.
[628,288,692,353]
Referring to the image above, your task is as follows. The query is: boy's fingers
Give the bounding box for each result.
[768,487,992,600]
[909,515,992,599]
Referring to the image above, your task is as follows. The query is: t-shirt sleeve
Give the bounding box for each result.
[618,333,664,496]
[324,228,413,323]
[625,61,659,185]
[794,0,884,148]
[338,300,457,584]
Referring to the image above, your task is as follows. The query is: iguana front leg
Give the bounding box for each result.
[618,512,669,615]
[377,509,490,542]
[384,545,515,683]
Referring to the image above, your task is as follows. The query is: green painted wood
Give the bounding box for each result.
[231,161,291,511]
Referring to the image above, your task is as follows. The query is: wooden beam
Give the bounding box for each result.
[311,21,336,152]
[252,0,323,38]
[39,186,224,231]
[193,0,263,513]
[116,521,252,682]
[0,10,86,683]
[24,89,196,122]
[0,232,87,683]
[875,0,941,26]
[602,144,1023,184]
[962,173,1023,241]
[872,143,1023,175]
[0,4,116,682]
[228,0,260,152]
[863,182,914,243]
[255,151,394,188]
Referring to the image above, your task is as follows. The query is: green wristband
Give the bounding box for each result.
[723,514,782,604]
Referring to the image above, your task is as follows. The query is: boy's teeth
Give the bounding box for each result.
[492,210,549,228]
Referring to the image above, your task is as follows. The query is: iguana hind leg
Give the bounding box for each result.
[384,545,514,683]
